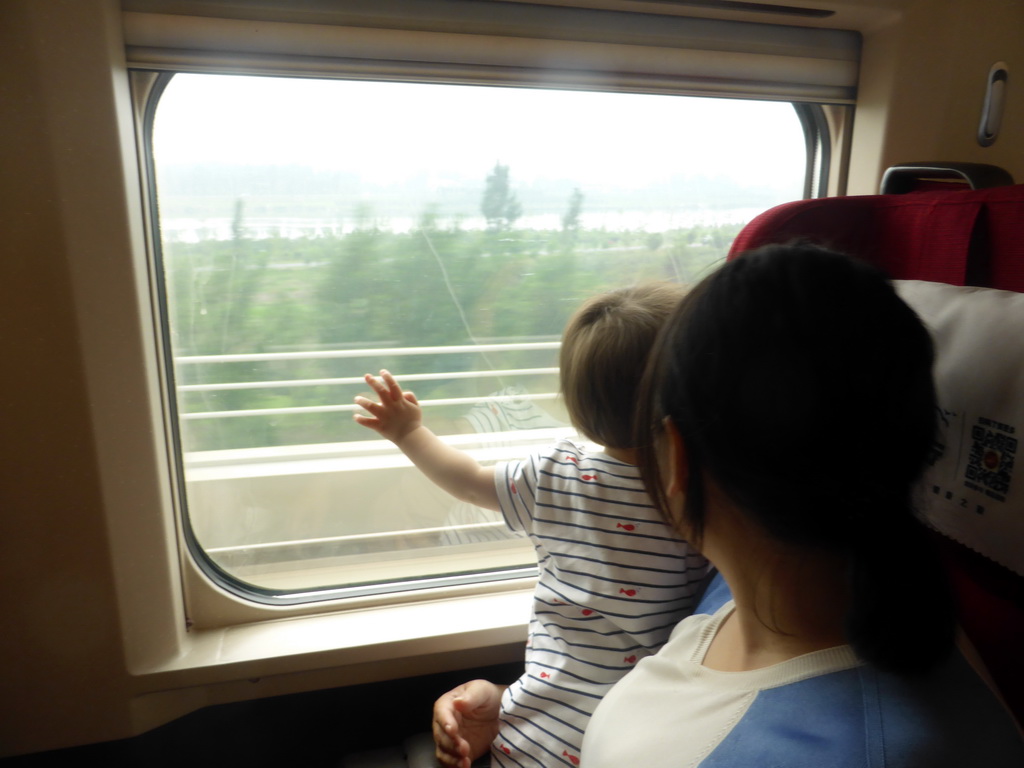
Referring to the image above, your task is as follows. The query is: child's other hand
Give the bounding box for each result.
[432,679,504,768]
[353,369,423,443]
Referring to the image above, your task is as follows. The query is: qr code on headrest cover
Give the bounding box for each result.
[964,417,1017,502]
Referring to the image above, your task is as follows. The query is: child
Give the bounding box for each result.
[354,283,709,768]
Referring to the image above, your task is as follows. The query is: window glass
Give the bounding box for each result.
[152,74,808,597]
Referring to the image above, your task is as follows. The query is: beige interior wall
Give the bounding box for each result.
[0,0,138,753]
[849,0,1024,194]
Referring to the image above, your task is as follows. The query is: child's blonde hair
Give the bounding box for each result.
[560,282,687,450]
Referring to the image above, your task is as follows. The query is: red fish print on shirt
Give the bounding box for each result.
[624,654,637,664]
[619,588,637,597]
[616,522,636,531]
[563,750,581,766]
[581,474,597,481]
[564,455,578,463]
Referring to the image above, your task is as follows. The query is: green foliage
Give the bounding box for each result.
[481,163,522,231]
[562,188,583,233]
[161,194,742,452]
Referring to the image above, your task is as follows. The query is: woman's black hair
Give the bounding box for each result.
[637,242,955,676]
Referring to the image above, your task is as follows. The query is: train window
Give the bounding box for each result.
[150,73,811,602]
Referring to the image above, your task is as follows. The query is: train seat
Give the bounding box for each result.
[730,184,1024,289]
[970,184,1024,292]
[728,175,1024,727]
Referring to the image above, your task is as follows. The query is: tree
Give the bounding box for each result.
[230,196,247,241]
[481,162,522,231]
[562,187,583,233]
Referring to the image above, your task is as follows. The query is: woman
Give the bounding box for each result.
[580,243,1023,766]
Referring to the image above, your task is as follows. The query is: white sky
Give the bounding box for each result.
[153,74,806,191]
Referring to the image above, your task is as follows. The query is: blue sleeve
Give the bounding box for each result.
[702,667,870,768]
[702,659,1024,768]
[694,570,731,614]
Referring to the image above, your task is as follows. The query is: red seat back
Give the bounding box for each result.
[729,185,1024,291]
[970,185,1024,292]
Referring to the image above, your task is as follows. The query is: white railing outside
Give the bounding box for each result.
[174,342,565,587]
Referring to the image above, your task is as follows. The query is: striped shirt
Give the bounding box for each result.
[491,438,709,768]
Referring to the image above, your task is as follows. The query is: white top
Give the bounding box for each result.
[582,600,861,768]
[492,438,708,767]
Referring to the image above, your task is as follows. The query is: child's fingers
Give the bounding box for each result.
[353,395,383,415]
[379,369,404,400]
[434,749,463,768]
[433,702,457,736]
[432,722,463,765]
[403,391,419,405]
[363,372,390,399]
[435,743,469,768]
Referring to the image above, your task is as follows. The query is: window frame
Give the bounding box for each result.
[137,67,835,609]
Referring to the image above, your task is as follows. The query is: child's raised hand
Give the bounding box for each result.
[355,370,500,511]
[353,369,423,444]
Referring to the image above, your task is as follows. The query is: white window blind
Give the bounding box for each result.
[121,0,859,102]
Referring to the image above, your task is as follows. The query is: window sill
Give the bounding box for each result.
[134,585,533,693]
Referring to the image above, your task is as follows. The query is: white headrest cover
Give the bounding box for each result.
[895,280,1024,576]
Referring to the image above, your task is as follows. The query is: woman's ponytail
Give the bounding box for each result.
[845,503,955,675]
